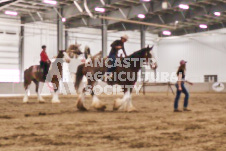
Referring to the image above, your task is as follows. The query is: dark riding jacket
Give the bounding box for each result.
[109,40,127,56]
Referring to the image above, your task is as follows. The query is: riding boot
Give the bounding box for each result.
[43,74,47,81]
[183,108,191,112]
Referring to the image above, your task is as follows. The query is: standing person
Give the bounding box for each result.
[105,35,128,80]
[174,60,193,112]
[40,45,50,80]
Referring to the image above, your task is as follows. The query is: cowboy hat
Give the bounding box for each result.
[121,34,129,40]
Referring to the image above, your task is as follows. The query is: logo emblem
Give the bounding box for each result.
[212,82,225,92]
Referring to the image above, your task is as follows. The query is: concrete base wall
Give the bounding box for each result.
[138,82,226,93]
[0,82,225,96]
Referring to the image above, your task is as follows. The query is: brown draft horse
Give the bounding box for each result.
[74,46,157,112]
[67,43,83,58]
[23,50,71,103]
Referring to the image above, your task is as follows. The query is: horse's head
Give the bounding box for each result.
[66,43,83,58]
[84,46,92,59]
[144,45,158,70]
[57,50,71,63]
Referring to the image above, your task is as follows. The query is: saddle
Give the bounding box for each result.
[32,62,51,80]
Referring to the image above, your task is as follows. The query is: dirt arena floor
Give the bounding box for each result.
[0,93,226,151]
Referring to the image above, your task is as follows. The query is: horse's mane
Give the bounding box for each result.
[56,51,63,58]
[127,48,147,58]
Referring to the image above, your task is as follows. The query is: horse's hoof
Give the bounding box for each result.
[23,98,28,103]
[77,100,87,111]
[52,100,61,104]
[96,105,106,112]
[113,99,121,111]
[113,103,119,111]
[127,107,138,113]
[38,98,45,103]
[38,98,45,101]
[77,105,87,111]
[113,107,118,111]
[39,101,45,104]
[92,102,106,111]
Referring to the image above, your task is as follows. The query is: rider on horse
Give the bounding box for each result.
[106,35,128,79]
[40,45,51,80]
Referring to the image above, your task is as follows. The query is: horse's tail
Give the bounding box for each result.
[75,64,85,91]
[84,46,91,59]
[23,69,30,89]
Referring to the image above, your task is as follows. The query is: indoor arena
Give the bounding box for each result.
[0,0,226,151]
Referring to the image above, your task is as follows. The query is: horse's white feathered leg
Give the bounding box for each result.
[114,91,130,111]
[91,95,106,111]
[52,91,60,103]
[23,89,29,103]
[77,93,87,111]
[126,94,137,112]
[37,86,45,103]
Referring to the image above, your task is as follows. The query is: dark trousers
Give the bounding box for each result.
[107,53,116,73]
[40,61,50,80]
[174,82,189,110]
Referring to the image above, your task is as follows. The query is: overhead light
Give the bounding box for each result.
[138,14,145,19]
[0,0,12,4]
[162,1,168,9]
[214,12,221,16]
[162,30,171,36]
[179,4,189,10]
[62,18,66,22]
[95,7,105,13]
[4,10,18,16]
[141,0,151,2]
[43,0,57,5]
[199,24,208,29]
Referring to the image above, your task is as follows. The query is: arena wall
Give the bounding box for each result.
[1,21,226,95]
[0,82,225,96]
[0,18,20,82]
[157,29,226,83]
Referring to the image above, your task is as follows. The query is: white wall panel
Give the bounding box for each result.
[0,19,20,82]
[0,64,18,69]
[157,31,226,82]
[24,23,57,70]
[0,52,18,58]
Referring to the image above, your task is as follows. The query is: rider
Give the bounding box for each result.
[105,35,128,79]
[40,45,50,80]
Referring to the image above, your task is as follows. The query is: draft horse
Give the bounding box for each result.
[74,46,157,112]
[67,43,83,58]
[23,50,71,103]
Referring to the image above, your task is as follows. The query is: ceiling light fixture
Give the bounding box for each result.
[179,4,189,10]
[162,1,168,9]
[4,10,18,16]
[95,7,105,13]
[214,12,221,16]
[141,0,151,2]
[43,0,57,5]
[162,30,171,36]
[138,14,145,19]
[62,18,66,22]
[199,24,208,29]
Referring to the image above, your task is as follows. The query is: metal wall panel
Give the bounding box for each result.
[157,30,226,82]
[0,19,20,82]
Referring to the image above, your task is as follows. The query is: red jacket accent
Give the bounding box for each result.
[40,50,50,62]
